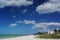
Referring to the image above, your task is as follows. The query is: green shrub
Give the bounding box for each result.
[37,34,60,39]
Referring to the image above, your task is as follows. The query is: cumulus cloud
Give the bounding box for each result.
[9,23,18,27]
[32,22,60,31]
[36,0,60,14]
[9,20,60,31]
[23,20,60,31]
[9,20,35,27]
[17,20,60,29]
[32,22,60,28]
[0,0,33,8]
[24,20,35,24]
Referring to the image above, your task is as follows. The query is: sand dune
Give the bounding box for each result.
[0,35,60,40]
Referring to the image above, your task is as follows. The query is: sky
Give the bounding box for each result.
[0,0,60,34]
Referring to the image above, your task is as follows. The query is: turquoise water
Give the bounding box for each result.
[0,34,26,39]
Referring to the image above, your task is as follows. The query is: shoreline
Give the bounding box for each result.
[0,35,60,40]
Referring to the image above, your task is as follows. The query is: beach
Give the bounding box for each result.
[0,35,60,40]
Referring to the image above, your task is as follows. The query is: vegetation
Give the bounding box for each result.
[34,32,46,35]
[54,29,60,34]
[35,28,60,39]
[37,34,60,39]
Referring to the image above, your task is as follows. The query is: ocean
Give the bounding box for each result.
[0,34,26,39]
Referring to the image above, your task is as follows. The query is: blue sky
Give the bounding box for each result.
[0,0,60,34]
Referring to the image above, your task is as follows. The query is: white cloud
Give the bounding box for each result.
[24,20,35,24]
[33,22,60,28]
[0,0,33,8]
[22,20,60,31]
[49,0,60,3]
[32,22,60,31]
[20,20,60,31]
[36,0,60,14]
[9,20,35,27]
[9,20,60,31]
[19,20,60,29]
[9,23,18,27]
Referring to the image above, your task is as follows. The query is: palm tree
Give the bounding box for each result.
[54,28,60,34]
[54,29,57,33]
[59,29,60,33]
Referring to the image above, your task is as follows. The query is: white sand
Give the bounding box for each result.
[0,35,60,40]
